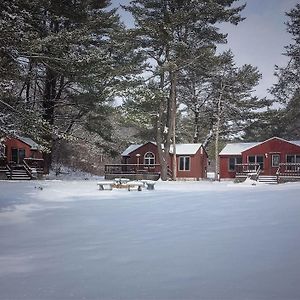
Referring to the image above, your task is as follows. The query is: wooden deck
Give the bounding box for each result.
[0,157,45,180]
[276,163,300,183]
[235,163,261,180]
[235,163,300,183]
[104,164,161,181]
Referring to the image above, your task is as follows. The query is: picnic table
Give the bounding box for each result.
[141,180,156,190]
[97,180,115,190]
[97,178,156,191]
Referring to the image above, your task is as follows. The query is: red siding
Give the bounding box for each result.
[219,138,300,179]
[219,155,239,179]
[242,138,300,176]
[175,147,208,179]
[122,142,162,173]
[123,143,208,179]
[4,137,43,163]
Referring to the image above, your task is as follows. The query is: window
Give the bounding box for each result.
[272,154,280,167]
[256,156,264,170]
[248,155,264,170]
[12,148,26,164]
[144,152,155,165]
[286,154,300,171]
[179,156,190,171]
[228,156,242,172]
[287,154,300,163]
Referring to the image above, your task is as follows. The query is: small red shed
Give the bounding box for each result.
[219,137,300,180]
[0,136,46,179]
[120,142,208,180]
[1,136,43,164]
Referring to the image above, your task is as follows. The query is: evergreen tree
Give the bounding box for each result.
[1,0,143,170]
[123,0,245,180]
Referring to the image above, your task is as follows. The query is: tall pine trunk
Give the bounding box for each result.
[169,69,177,181]
[156,72,169,181]
[42,67,57,172]
[214,82,224,181]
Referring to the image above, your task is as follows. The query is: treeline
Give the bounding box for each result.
[0,0,299,177]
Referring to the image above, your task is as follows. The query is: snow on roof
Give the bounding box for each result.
[170,143,203,155]
[290,140,300,146]
[121,144,144,156]
[219,142,259,155]
[122,142,203,156]
[220,137,300,155]
[17,136,40,150]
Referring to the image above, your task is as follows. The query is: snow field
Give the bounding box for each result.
[0,180,300,299]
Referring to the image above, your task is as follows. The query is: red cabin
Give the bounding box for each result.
[219,137,300,182]
[0,136,45,179]
[105,142,208,180]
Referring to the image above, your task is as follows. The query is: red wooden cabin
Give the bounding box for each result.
[219,137,300,182]
[0,136,45,179]
[105,142,208,180]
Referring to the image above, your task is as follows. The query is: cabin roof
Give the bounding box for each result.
[219,142,259,155]
[219,137,300,155]
[170,143,203,155]
[16,136,40,150]
[122,142,204,156]
[121,142,155,156]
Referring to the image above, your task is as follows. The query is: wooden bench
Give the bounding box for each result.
[141,180,156,190]
[97,181,115,190]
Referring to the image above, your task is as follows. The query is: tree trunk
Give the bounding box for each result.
[42,67,58,170]
[43,67,57,126]
[193,109,200,143]
[156,72,169,181]
[169,69,177,181]
[214,82,224,181]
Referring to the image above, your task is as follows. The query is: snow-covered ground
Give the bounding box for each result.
[0,179,300,300]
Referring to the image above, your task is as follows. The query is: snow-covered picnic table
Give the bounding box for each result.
[140,180,156,190]
[97,180,115,190]
[97,178,146,191]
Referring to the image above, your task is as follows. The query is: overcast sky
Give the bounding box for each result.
[111,0,299,99]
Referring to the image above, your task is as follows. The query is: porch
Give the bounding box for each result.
[276,163,300,183]
[235,163,261,180]
[234,163,300,183]
[104,164,161,181]
[0,157,45,180]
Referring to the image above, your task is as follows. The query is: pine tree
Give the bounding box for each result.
[123,0,245,180]
[1,0,143,170]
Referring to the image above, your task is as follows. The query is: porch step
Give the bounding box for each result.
[6,169,32,180]
[258,175,278,184]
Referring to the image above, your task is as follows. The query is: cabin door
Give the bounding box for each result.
[11,148,25,164]
[270,153,280,176]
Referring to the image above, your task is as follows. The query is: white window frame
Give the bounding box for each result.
[286,154,300,171]
[272,154,280,167]
[248,155,264,170]
[228,156,242,172]
[286,154,300,163]
[144,152,155,165]
[179,156,190,171]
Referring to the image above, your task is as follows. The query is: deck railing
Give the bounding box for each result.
[23,160,33,179]
[0,156,7,167]
[23,158,45,174]
[105,163,161,175]
[276,163,300,177]
[235,163,261,180]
